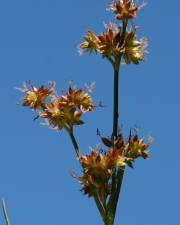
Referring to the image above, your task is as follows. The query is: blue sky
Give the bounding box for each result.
[0,0,179,225]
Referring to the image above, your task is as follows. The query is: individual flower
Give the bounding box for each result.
[78,31,100,55]
[122,28,147,64]
[79,23,122,59]
[108,0,138,20]
[60,87,94,112]
[39,86,94,130]
[97,23,121,58]
[17,81,52,110]
[78,147,126,197]
[125,133,150,159]
[39,97,84,130]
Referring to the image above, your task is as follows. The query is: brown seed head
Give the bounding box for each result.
[39,97,84,130]
[123,28,148,64]
[78,30,100,55]
[125,134,150,159]
[109,0,138,20]
[78,147,126,197]
[60,87,94,112]
[18,82,52,110]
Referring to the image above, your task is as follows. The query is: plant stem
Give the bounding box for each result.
[112,19,128,138]
[107,62,121,225]
[2,199,11,225]
[109,19,128,225]
[111,168,125,224]
[66,127,81,158]
[112,63,120,138]
[93,193,107,224]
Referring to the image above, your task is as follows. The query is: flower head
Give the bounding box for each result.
[79,23,122,59]
[78,147,126,197]
[78,31,100,55]
[125,133,150,159]
[97,23,121,58]
[108,0,138,20]
[122,28,147,64]
[60,87,94,112]
[39,97,84,130]
[79,24,147,65]
[77,129,151,196]
[18,82,94,131]
[18,82,52,110]
[39,86,94,130]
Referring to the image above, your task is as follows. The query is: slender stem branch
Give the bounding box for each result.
[111,168,125,223]
[2,199,11,225]
[65,126,81,158]
[112,64,120,138]
[108,19,128,225]
[93,193,107,224]
[112,19,128,138]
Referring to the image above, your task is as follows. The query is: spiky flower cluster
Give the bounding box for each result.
[108,0,138,20]
[77,131,150,198]
[79,24,147,65]
[79,0,147,65]
[17,82,53,110]
[18,82,94,131]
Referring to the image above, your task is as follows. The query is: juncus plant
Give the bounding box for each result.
[2,1,151,225]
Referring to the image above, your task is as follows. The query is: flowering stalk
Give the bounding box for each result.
[78,1,149,224]
[16,1,151,225]
[108,20,128,225]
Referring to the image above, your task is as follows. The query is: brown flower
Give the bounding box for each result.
[79,24,147,65]
[109,0,138,20]
[39,86,94,130]
[39,97,84,130]
[60,87,94,112]
[79,24,122,59]
[77,130,151,197]
[97,24,121,58]
[125,134,150,159]
[122,28,147,64]
[78,147,126,197]
[78,31,100,55]
[18,82,52,110]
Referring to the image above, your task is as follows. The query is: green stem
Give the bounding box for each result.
[111,168,125,224]
[93,193,107,224]
[108,20,128,225]
[112,19,128,138]
[112,63,120,138]
[66,126,81,158]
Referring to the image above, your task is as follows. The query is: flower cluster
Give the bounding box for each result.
[122,28,147,64]
[125,133,149,160]
[79,147,126,198]
[17,82,53,110]
[108,0,138,20]
[79,0,147,66]
[18,82,94,131]
[77,131,150,198]
[79,24,147,65]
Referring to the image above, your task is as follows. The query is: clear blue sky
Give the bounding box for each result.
[0,1,179,225]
